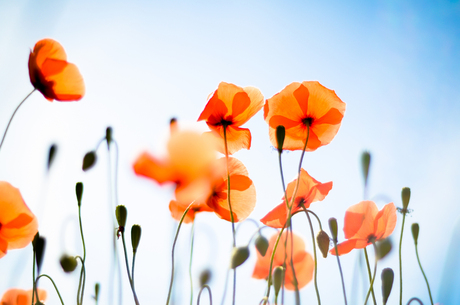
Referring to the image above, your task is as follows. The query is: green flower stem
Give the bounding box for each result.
[364,244,378,305]
[32,248,37,305]
[414,242,434,305]
[121,232,140,305]
[306,210,322,230]
[197,285,213,305]
[0,89,35,154]
[407,298,424,305]
[166,203,193,305]
[399,211,407,305]
[35,274,65,305]
[363,248,377,305]
[263,225,286,305]
[332,238,348,305]
[76,256,86,305]
[132,252,137,287]
[189,222,196,305]
[77,203,87,305]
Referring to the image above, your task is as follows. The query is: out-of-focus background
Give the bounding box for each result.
[1,0,459,304]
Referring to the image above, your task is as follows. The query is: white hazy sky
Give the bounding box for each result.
[0,0,460,304]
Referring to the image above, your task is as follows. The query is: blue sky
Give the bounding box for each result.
[0,0,459,304]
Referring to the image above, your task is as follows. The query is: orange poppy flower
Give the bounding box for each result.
[198,82,264,154]
[264,81,345,151]
[252,231,314,290]
[0,181,38,259]
[29,38,85,101]
[330,201,397,256]
[0,288,47,305]
[169,199,213,224]
[133,130,220,205]
[260,169,332,228]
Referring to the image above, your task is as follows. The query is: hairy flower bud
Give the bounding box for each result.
[82,151,97,171]
[106,127,113,148]
[276,125,285,153]
[273,266,284,297]
[401,187,411,210]
[328,218,338,243]
[381,268,394,304]
[230,247,250,269]
[376,239,392,260]
[316,230,330,258]
[255,234,269,257]
[411,223,419,245]
[75,182,83,207]
[60,254,78,272]
[361,151,371,186]
[115,205,127,231]
[131,224,142,253]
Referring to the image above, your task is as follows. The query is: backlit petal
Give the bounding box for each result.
[374,202,397,239]
[132,152,177,185]
[343,201,379,240]
[41,60,85,101]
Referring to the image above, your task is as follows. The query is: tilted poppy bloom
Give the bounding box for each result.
[29,38,85,101]
[0,182,38,259]
[330,201,397,256]
[198,82,264,154]
[169,199,213,224]
[0,288,47,305]
[252,231,314,290]
[264,81,346,151]
[260,169,332,228]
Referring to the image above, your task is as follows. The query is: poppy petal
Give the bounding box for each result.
[40,59,85,101]
[232,86,264,126]
[329,239,359,256]
[198,93,228,123]
[0,289,47,305]
[374,202,397,239]
[343,201,378,240]
[284,250,314,290]
[133,152,177,185]
[285,169,332,208]
[260,202,287,229]
[302,81,346,123]
[206,126,251,155]
[0,238,7,258]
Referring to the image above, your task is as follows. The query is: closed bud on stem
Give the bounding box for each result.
[316,230,330,258]
[411,223,419,245]
[47,144,57,170]
[255,234,269,257]
[199,269,212,287]
[376,239,392,260]
[115,205,127,231]
[273,266,284,297]
[230,246,250,269]
[76,182,83,207]
[328,217,338,243]
[60,254,78,272]
[276,125,285,153]
[32,233,46,274]
[106,127,113,148]
[131,224,142,253]
[381,268,394,305]
[82,151,97,171]
[401,187,411,210]
[94,283,100,302]
[361,151,371,186]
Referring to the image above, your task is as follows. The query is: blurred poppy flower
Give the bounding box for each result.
[264,81,345,151]
[0,181,38,259]
[252,231,314,290]
[29,38,85,101]
[169,199,213,224]
[0,288,47,305]
[198,82,264,154]
[330,201,397,256]
[260,169,332,228]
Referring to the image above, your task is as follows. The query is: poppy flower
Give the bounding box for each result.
[264,81,346,151]
[29,38,85,101]
[252,231,314,290]
[169,199,213,224]
[0,181,38,259]
[330,201,397,256]
[260,169,332,228]
[0,288,47,305]
[198,82,264,154]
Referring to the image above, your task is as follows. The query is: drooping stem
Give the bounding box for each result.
[302,206,321,305]
[189,222,196,305]
[414,243,434,305]
[36,274,65,305]
[364,244,378,305]
[363,248,376,305]
[407,298,424,305]
[0,89,35,154]
[166,203,194,305]
[332,238,348,305]
[121,232,140,305]
[198,285,213,305]
[399,211,407,305]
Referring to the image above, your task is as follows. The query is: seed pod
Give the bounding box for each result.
[316,230,330,258]
[115,205,128,230]
[255,234,269,257]
[75,182,83,207]
[381,268,394,305]
[361,151,371,186]
[276,125,286,153]
[273,266,285,297]
[411,223,419,245]
[401,187,411,210]
[199,269,212,287]
[131,225,142,253]
[60,254,78,273]
[230,247,250,269]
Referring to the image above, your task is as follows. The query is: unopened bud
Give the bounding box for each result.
[230,247,250,269]
[376,239,392,260]
[255,234,269,257]
[82,151,97,171]
[411,223,419,245]
[273,266,284,297]
[316,230,330,258]
[94,283,100,302]
[76,182,83,206]
[106,127,113,148]
[401,187,411,210]
[361,151,371,186]
[116,205,128,231]
[47,144,57,170]
[32,233,46,274]
[328,218,338,243]
[381,268,394,304]
[199,269,212,287]
[276,125,285,153]
[60,254,78,272]
[131,225,142,253]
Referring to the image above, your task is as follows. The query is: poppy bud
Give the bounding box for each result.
[411,223,419,246]
[131,224,142,253]
[276,125,285,153]
[115,205,127,231]
[60,254,78,272]
[273,266,284,297]
[106,127,113,147]
[316,230,330,258]
[376,239,392,260]
[32,233,46,274]
[47,144,57,170]
[328,218,338,243]
[361,151,371,186]
[255,234,269,257]
[401,187,411,210]
[76,182,83,207]
[82,151,97,171]
[199,269,212,287]
[230,246,250,269]
[381,268,394,305]
[94,283,101,302]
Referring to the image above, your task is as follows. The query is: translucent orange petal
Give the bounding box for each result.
[374,202,397,239]
[232,86,264,126]
[285,169,332,208]
[264,82,306,127]
[0,238,7,258]
[1,214,38,250]
[260,202,287,228]
[284,250,314,290]
[40,60,85,101]
[31,39,67,68]
[132,152,177,185]
[329,239,359,256]
[0,288,47,305]
[169,200,212,224]
[205,126,251,155]
[343,201,378,240]
[198,92,228,123]
[302,81,346,124]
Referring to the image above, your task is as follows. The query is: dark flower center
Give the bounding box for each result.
[367,234,377,244]
[302,117,313,127]
[218,119,233,128]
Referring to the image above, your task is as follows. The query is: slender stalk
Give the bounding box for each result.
[0,89,35,153]
[121,233,140,305]
[220,268,230,305]
[36,274,65,305]
[32,249,37,305]
[414,244,434,305]
[363,248,376,305]
[288,224,301,303]
[364,244,378,305]
[78,204,87,305]
[166,203,194,305]
[332,239,348,305]
[306,210,322,230]
[198,285,213,305]
[302,206,320,304]
[263,226,286,304]
[407,298,424,305]
[399,211,407,305]
[76,256,86,305]
[132,253,137,287]
[189,222,196,305]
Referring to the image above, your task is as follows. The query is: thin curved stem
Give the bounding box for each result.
[77,203,87,305]
[332,240,348,305]
[364,244,378,305]
[132,253,137,287]
[0,89,35,154]
[121,233,139,305]
[414,244,434,305]
[407,298,424,305]
[220,268,230,305]
[363,248,376,305]
[76,256,86,305]
[198,285,213,305]
[166,203,194,305]
[302,206,320,304]
[306,210,323,231]
[399,212,407,305]
[263,226,286,304]
[36,274,65,305]
[189,222,196,305]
